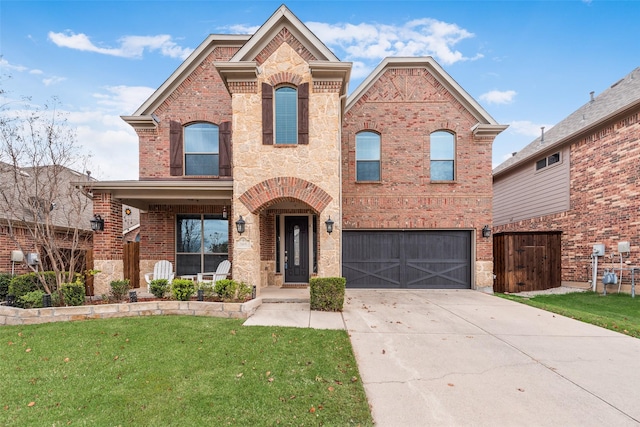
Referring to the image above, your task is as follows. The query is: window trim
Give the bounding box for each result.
[355,130,381,182]
[429,130,456,182]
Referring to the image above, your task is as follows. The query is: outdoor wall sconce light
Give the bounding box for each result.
[236,216,246,234]
[482,225,491,238]
[222,206,228,220]
[90,214,104,232]
[325,216,335,234]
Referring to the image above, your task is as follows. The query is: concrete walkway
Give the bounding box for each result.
[244,288,640,426]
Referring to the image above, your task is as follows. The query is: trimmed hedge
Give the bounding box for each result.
[310,277,346,312]
[8,272,59,308]
[0,273,11,301]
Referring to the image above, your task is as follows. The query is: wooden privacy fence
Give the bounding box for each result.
[493,231,562,293]
[123,242,140,289]
[85,249,94,296]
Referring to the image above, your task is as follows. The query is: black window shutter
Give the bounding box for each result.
[298,82,309,145]
[262,83,273,145]
[219,121,231,177]
[169,120,183,176]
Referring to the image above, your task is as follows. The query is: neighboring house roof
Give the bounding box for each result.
[494,67,640,177]
[0,161,94,231]
[345,57,508,137]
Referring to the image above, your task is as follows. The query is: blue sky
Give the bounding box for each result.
[2,0,639,180]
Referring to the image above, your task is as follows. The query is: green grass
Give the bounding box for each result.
[499,291,640,338]
[0,316,373,426]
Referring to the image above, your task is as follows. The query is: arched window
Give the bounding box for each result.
[356,131,381,181]
[430,131,455,181]
[275,87,298,144]
[184,123,219,175]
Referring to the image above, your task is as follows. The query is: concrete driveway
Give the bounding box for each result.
[343,289,640,426]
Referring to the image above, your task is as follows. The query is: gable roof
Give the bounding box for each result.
[494,66,640,176]
[345,57,508,137]
[230,4,340,63]
[122,34,250,127]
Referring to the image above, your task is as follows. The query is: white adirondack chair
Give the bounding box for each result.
[197,260,231,285]
[144,260,175,291]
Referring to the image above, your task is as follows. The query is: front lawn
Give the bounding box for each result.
[499,291,640,338]
[0,316,373,426]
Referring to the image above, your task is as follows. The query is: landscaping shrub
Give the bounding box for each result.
[172,279,195,301]
[7,272,57,308]
[0,273,11,300]
[109,279,130,302]
[213,279,252,301]
[19,290,45,309]
[310,277,346,312]
[60,282,85,306]
[149,279,170,298]
[214,279,237,300]
[197,281,216,298]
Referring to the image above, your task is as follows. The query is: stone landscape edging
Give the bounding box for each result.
[0,298,262,326]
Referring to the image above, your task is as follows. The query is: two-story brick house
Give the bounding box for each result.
[493,67,640,292]
[86,5,506,295]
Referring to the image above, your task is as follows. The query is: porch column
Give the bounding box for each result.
[92,192,123,295]
[231,205,261,294]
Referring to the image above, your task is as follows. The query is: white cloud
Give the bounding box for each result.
[508,120,551,137]
[224,24,260,34]
[48,31,194,60]
[93,85,155,114]
[0,58,29,73]
[479,90,517,105]
[43,76,66,86]
[306,18,480,65]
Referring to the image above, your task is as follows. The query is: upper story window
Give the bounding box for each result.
[184,123,219,176]
[356,131,381,181]
[536,152,560,171]
[430,131,455,181]
[169,120,231,177]
[262,82,309,146]
[275,87,297,144]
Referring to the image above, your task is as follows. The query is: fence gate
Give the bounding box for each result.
[123,242,140,289]
[493,231,562,293]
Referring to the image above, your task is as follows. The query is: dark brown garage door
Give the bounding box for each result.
[342,230,471,289]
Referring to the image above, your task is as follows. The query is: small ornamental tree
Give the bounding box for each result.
[0,83,93,294]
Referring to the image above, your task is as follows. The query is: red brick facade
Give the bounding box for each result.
[342,67,494,262]
[494,108,640,286]
[137,47,237,180]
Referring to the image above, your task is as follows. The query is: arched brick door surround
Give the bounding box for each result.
[238,177,332,213]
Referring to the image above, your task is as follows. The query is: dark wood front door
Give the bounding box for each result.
[285,216,309,283]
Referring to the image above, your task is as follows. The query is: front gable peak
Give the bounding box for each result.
[230,5,340,64]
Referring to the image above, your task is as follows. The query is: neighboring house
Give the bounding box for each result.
[493,67,640,291]
[0,162,94,275]
[83,5,506,295]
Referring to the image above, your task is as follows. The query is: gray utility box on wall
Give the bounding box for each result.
[26,252,39,265]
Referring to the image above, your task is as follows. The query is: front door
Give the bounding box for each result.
[284,216,309,283]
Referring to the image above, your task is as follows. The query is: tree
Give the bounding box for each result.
[0,83,93,294]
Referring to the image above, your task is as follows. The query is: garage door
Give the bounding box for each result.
[342,230,471,289]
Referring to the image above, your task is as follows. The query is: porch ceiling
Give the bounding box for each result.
[74,180,233,210]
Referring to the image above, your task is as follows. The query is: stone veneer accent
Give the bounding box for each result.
[0,298,261,326]
[231,43,342,288]
[93,259,124,296]
[475,260,494,293]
